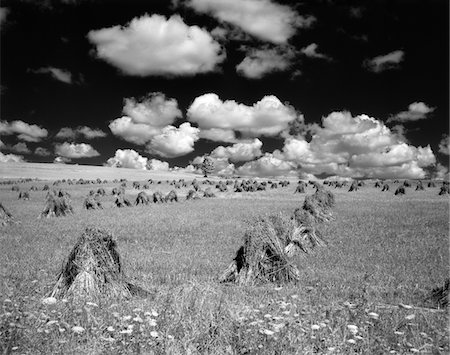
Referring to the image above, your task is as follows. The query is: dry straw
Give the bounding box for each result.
[220,187,335,285]
[39,190,73,218]
[135,191,150,205]
[165,190,178,202]
[50,227,147,302]
[0,202,14,226]
[84,195,103,210]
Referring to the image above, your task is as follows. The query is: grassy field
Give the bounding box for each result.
[0,171,448,354]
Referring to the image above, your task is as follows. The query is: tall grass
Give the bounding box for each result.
[0,180,448,354]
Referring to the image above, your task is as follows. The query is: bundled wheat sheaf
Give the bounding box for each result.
[0,202,14,226]
[39,190,73,218]
[219,187,335,285]
[50,227,147,302]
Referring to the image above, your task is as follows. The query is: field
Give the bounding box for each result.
[0,166,449,354]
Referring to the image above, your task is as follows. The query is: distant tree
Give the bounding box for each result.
[201,156,215,177]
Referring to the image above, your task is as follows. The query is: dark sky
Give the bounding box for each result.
[0,0,448,178]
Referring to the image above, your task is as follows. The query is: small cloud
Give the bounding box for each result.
[0,151,24,163]
[211,138,263,162]
[31,67,73,84]
[34,146,51,156]
[439,134,449,155]
[236,46,297,79]
[147,158,169,171]
[388,102,435,123]
[0,7,8,25]
[146,122,200,158]
[10,142,31,154]
[349,6,363,18]
[54,142,100,158]
[364,50,404,73]
[301,43,332,60]
[106,149,148,169]
[185,0,315,44]
[54,156,71,164]
[55,126,107,140]
[0,120,48,142]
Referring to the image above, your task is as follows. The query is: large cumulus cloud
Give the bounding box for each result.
[186,0,315,44]
[187,93,299,137]
[274,111,437,179]
[88,14,225,76]
[109,93,199,157]
[106,149,148,169]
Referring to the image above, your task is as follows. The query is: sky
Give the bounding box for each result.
[0,0,448,179]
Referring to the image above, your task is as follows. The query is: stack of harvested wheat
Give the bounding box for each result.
[153,191,165,203]
[0,202,14,226]
[165,190,178,202]
[415,181,425,191]
[381,183,390,191]
[220,188,335,285]
[114,195,132,207]
[39,190,73,218]
[18,191,30,200]
[348,181,359,192]
[394,186,405,195]
[186,189,201,200]
[135,191,150,205]
[294,181,306,194]
[84,195,103,210]
[438,185,449,195]
[50,227,147,302]
[203,188,215,198]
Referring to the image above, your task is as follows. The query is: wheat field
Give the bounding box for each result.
[0,169,448,354]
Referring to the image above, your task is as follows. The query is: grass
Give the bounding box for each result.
[0,176,448,354]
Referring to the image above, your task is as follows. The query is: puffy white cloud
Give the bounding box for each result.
[10,142,31,154]
[122,92,181,126]
[187,0,315,44]
[32,67,73,84]
[388,102,435,123]
[0,120,48,142]
[146,122,200,158]
[301,43,331,60]
[217,163,236,176]
[55,142,100,159]
[55,126,107,140]
[237,153,297,177]
[55,127,77,140]
[87,14,224,76]
[0,151,24,163]
[54,156,70,164]
[439,135,449,155]
[236,46,296,79]
[199,128,237,142]
[77,126,107,139]
[350,144,435,168]
[187,94,298,137]
[276,111,437,179]
[34,147,51,156]
[364,50,404,73]
[109,116,161,145]
[109,93,183,145]
[106,149,148,169]
[211,138,262,162]
[147,158,170,171]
